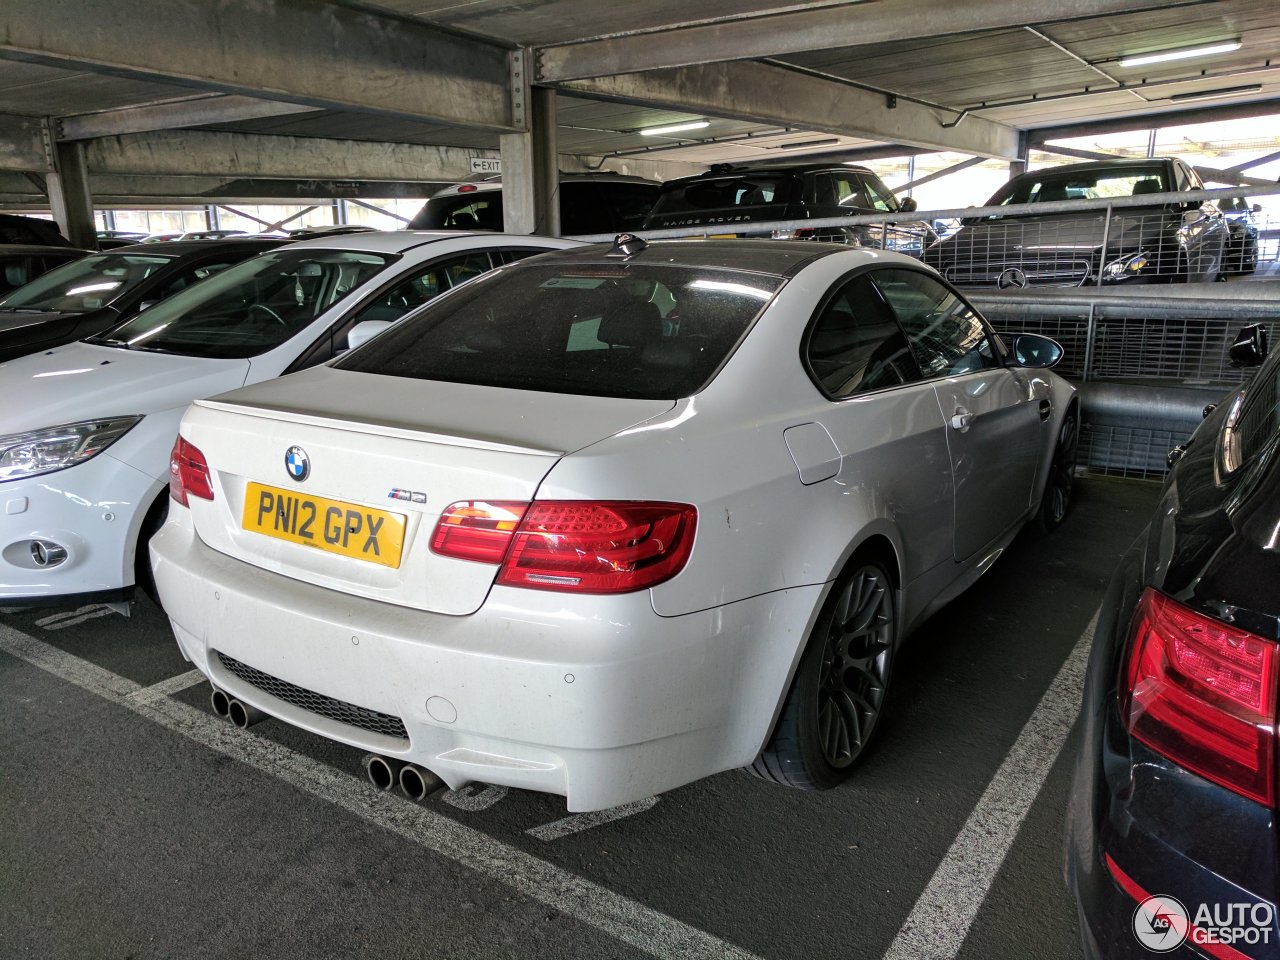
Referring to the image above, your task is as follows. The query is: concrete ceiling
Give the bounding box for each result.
[0,0,1276,204]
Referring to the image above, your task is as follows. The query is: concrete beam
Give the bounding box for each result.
[59,96,319,141]
[1027,97,1280,142]
[536,0,1205,82]
[84,130,502,182]
[0,0,516,131]
[561,62,1020,159]
[0,173,449,206]
[0,114,45,171]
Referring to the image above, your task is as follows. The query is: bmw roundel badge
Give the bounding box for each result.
[284,445,310,482]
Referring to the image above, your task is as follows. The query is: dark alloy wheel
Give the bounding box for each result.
[750,559,895,790]
[1039,407,1079,531]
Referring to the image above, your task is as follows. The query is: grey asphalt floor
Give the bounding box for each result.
[0,476,1162,960]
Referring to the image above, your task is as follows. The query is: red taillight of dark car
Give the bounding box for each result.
[1121,588,1279,806]
[168,436,214,506]
[432,500,697,594]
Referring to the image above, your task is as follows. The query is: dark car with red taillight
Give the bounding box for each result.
[1067,323,1280,959]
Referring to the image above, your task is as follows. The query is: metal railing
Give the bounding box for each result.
[973,286,1280,478]
[576,184,1280,287]
[971,285,1280,385]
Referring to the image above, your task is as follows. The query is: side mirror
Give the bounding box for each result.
[899,196,918,213]
[1229,323,1269,368]
[1005,333,1063,369]
[1253,203,1263,214]
[346,319,393,351]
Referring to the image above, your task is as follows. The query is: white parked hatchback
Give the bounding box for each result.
[0,232,577,606]
[152,237,1077,811]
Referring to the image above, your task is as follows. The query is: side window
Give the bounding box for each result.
[830,173,874,210]
[872,269,1000,378]
[152,260,238,300]
[804,273,921,398]
[561,184,615,235]
[441,198,503,230]
[299,252,496,369]
[862,176,899,213]
[806,173,837,207]
[0,255,34,294]
[493,248,544,266]
[609,185,660,230]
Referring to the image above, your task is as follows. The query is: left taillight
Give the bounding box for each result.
[1121,588,1279,806]
[431,500,697,594]
[168,436,214,506]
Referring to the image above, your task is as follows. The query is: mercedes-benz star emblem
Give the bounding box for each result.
[285,445,310,482]
[997,267,1029,289]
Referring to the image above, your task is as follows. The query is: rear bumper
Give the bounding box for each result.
[151,510,823,811]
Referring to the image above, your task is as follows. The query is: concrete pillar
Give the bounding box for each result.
[1008,131,1029,180]
[45,132,96,248]
[500,84,559,235]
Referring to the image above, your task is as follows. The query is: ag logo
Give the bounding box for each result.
[1132,894,1189,952]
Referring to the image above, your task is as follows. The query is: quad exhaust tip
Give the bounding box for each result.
[228,698,266,728]
[210,688,231,718]
[362,753,406,791]
[210,688,267,728]
[398,763,447,802]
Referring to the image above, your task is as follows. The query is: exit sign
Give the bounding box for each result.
[469,157,502,174]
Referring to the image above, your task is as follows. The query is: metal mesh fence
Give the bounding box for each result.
[1077,423,1188,479]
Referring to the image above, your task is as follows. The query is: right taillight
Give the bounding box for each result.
[431,500,697,594]
[1121,588,1278,806]
[168,436,214,506]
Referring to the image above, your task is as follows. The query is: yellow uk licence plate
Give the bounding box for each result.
[241,482,406,568]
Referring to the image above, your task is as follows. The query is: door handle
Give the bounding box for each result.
[1039,399,1052,421]
[950,407,973,432]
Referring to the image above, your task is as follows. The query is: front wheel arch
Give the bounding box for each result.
[132,489,170,605]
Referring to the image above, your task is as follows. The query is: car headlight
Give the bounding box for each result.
[0,417,142,482]
[1104,250,1151,280]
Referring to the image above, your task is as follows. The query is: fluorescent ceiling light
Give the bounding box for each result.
[1169,83,1262,103]
[779,137,841,150]
[640,120,710,137]
[1119,40,1241,68]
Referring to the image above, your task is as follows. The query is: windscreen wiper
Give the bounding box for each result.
[83,335,130,349]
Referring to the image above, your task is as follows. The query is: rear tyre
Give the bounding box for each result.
[1038,406,1079,532]
[750,559,895,790]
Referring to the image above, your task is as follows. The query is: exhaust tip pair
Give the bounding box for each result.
[209,688,265,729]
[363,754,446,802]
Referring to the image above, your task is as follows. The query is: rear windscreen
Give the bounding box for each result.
[648,176,796,216]
[336,262,783,399]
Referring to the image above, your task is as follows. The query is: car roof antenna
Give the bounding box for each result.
[607,233,648,258]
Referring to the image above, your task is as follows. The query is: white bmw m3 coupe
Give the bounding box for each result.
[152,237,1078,811]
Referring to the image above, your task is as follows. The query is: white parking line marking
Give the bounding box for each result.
[881,611,1099,960]
[527,797,661,842]
[0,625,762,960]
[442,784,509,812]
[34,604,117,631]
[125,669,206,704]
